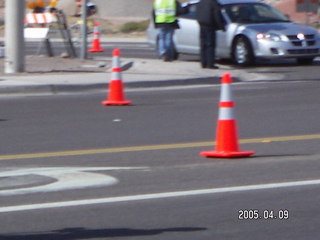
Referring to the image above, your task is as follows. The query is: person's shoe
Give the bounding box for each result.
[163,54,172,62]
[207,65,219,69]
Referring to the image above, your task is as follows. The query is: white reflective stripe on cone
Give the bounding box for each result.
[112,56,120,68]
[111,71,121,81]
[219,107,235,120]
[220,83,233,102]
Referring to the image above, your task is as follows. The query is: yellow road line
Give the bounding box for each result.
[1,134,320,161]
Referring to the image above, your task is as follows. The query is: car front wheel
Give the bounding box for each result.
[232,37,255,66]
[297,57,314,65]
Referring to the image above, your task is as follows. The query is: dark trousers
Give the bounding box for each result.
[199,26,216,68]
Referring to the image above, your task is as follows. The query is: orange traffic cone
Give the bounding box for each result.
[89,22,104,53]
[101,49,132,106]
[200,73,254,158]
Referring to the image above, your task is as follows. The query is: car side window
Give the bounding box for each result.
[180,4,197,20]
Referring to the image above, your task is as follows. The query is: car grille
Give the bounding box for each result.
[287,48,319,54]
[287,34,316,47]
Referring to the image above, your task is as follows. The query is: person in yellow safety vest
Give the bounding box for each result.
[153,0,189,62]
[27,0,58,13]
[27,0,46,13]
[49,0,58,7]
[74,0,82,17]
[49,0,59,12]
[73,1,97,17]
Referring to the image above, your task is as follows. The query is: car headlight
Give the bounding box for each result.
[256,33,286,42]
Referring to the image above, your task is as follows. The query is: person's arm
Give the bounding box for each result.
[213,2,226,30]
[176,1,189,16]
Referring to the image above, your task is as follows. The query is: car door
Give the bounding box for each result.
[174,3,200,54]
[216,9,230,59]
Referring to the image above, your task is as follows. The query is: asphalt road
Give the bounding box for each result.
[25,41,158,60]
[1,80,320,239]
[24,40,320,80]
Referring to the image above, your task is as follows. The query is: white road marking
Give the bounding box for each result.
[0,167,147,196]
[1,178,320,213]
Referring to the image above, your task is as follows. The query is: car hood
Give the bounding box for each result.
[243,22,318,35]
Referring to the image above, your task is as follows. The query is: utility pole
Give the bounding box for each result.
[80,0,88,60]
[5,0,25,73]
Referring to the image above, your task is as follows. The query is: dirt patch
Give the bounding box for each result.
[0,55,110,76]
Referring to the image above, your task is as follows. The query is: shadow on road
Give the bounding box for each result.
[0,227,207,239]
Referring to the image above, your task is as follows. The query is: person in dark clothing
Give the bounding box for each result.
[196,0,225,69]
[153,0,188,61]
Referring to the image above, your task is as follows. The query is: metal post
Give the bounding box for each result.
[80,0,88,60]
[306,0,311,25]
[5,0,25,73]
[318,1,320,28]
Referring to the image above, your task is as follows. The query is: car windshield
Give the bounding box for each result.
[224,3,290,24]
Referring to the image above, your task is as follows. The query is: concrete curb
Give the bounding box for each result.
[0,68,283,95]
[0,77,232,95]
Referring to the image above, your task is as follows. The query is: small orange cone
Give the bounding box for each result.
[200,73,254,158]
[101,49,132,106]
[89,22,104,53]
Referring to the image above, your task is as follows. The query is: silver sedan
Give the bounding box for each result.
[147,0,320,65]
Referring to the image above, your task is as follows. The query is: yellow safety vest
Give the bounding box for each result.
[154,0,176,23]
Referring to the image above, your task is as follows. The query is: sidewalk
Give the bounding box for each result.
[0,39,284,95]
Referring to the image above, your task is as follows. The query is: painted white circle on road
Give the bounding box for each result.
[0,166,147,196]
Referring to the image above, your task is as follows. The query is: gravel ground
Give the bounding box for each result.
[0,55,109,76]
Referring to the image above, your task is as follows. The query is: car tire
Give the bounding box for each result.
[232,36,255,66]
[296,57,314,65]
